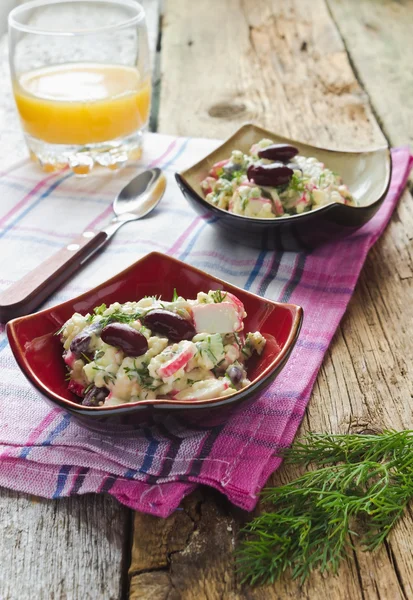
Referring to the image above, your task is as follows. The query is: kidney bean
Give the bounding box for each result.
[247,163,294,187]
[70,330,92,357]
[226,365,243,386]
[101,323,148,356]
[82,386,109,407]
[69,322,102,358]
[143,309,196,342]
[257,143,299,162]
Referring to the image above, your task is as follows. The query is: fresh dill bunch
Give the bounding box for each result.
[285,430,413,467]
[237,430,413,586]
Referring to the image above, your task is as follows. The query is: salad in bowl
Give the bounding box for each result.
[175,123,391,251]
[201,138,355,219]
[6,252,303,430]
[60,289,266,407]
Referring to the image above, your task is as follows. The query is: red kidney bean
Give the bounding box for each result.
[143,309,196,342]
[69,322,103,357]
[257,144,299,162]
[82,386,109,407]
[247,163,294,187]
[70,330,92,357]
[226,365,243,386]
[101,323,148,356]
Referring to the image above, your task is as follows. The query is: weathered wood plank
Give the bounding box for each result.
[130,0,413,598]
[0,488,130,600]
[158,0,384,147]
[327,0,413,149]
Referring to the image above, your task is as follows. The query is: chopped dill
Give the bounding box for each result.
[318,172,327,187]
[211,290,227,303]
[234,332,243,348]
[221,169,244,181]
[93,303,107,316]
[124,361,154,388]
[196,339,217,364]
[96,308,149,329]
[84,383,93,395]
[288,172,306,193]
[92,365,115,385]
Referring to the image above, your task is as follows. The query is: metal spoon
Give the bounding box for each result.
[0,167,166,322]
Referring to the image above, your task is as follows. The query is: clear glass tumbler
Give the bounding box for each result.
[8,0,151,174]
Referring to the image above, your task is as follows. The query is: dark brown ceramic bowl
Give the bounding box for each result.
[175,123,392,251]
[7,252,303,433]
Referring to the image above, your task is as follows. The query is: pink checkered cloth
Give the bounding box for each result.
[0,135,411,517]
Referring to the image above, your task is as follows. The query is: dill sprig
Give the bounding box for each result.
[211,290,227,303]
[237,430,413,585]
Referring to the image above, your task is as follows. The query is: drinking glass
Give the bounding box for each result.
[8,0,151,174]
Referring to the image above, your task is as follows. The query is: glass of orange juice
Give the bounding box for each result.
[8,0,151,174]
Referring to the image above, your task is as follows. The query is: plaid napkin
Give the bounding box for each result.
[0,134,411,517]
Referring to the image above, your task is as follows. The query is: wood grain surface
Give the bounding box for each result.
[158,0,384,146]
[328,0,413,148]
[129,1,413,598]
[0,488,130,600]
[1,0,413,598]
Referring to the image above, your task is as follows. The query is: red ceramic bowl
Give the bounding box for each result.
[7,252,303,432]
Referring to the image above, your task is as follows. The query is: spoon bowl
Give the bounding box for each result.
[114,167,165,218]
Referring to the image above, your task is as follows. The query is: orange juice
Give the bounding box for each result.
[14,63,151,145]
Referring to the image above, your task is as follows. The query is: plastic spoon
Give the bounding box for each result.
[0,167,166,322]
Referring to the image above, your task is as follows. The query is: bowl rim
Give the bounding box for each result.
[7,251,303,415]
[176,122,392,224]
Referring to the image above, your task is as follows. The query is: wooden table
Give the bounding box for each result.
[1,1,413,598]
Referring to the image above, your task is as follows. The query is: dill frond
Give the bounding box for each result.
[237,430,413,585]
